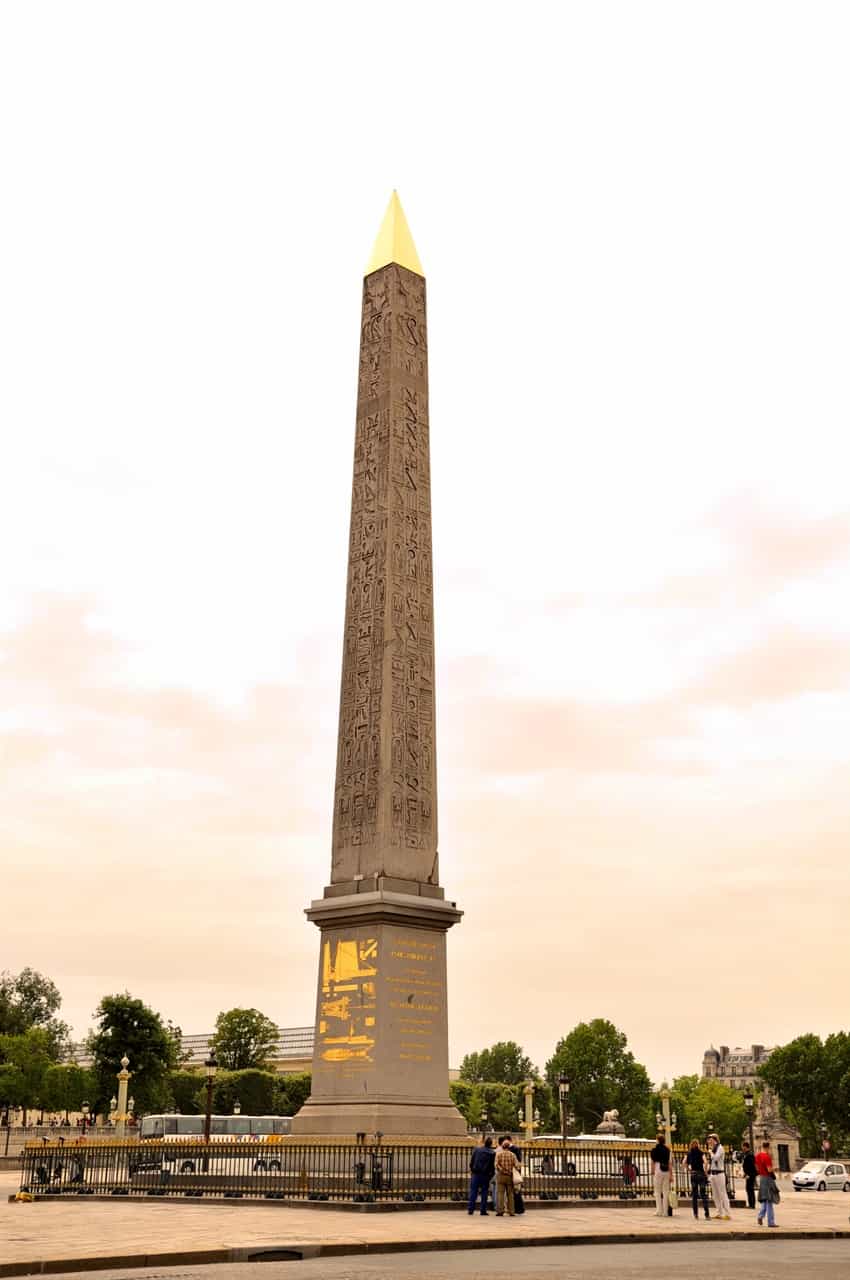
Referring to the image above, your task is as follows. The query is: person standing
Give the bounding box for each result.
[755,1141,779,1227]
[467,1136,495,1216]
[493,1136,519,1217]
[741,1140,758,1210]
[650,1131,672,1217]
[707,1133,731,1219]
[683,1138,710,1220]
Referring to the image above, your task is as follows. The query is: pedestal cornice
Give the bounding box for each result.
[305,889,462,932]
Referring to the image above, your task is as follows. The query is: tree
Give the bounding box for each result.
[0,1028,54,1124]
[276,1072,311,1117]
[0,968,69,1059]
[41,1064,94,1123]
[86,993,181,1116]
[210,1069,277,1116]
[459,1042,534,1085]
[209,1008,279,1071]
[660,1077,746,1147]
[167,1071,204,1115]
[759,1033,850,1155]
[545,1019,653,1134]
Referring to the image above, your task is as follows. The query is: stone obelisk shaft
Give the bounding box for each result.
[332,261,439,892]
[292,195,465,1137]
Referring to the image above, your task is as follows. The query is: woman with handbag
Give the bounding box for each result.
[683,1138,710,1220]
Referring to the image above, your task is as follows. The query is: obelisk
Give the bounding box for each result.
[292,193,466,1136]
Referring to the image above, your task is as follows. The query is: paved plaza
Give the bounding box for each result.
[2,1172,849,1275]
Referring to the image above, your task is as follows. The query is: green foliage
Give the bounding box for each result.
[87,992,181,1116]
[459,1041,534,1085]
[276,1072,311,1116]
[0,968,69,1059]
[41,1064,94,1120]
[661,1077,747,1147]
[759,1032,850,1155]
[168,1071,204,1115]
[210,1008,279,1071]
[545,1019,653,1134]
[0,1028,55,1121]
[0,1064,27,1111]
[210,1069,277,1116]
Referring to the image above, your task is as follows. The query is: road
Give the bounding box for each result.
[36,1240,850,1280]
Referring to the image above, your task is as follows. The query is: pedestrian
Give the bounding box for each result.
[650,1131,672,1217]
[507,1138,525,1215]
[683,1138,710,1220]
[741,1140,757,1210]
[707,1133,731,1220]
[755,1140,779,1228]
[494,1135,519,1217]
[468,1135,495,1216]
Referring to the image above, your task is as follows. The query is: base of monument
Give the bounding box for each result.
[290,1097,468,1138]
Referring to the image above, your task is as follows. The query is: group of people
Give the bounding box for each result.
[650,1131,780,1225]
[469,1131,781,1224]
[468,1136,523,1216]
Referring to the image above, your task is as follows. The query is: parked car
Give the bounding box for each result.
[791,1161,850,1192]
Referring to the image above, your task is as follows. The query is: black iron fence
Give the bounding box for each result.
[19,1138,735,1205]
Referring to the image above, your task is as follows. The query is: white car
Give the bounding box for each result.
[791,1161,850,1192]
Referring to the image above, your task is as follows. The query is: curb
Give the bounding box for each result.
[1,1228,849,1276]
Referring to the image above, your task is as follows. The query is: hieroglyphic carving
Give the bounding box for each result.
[332,265,437,883]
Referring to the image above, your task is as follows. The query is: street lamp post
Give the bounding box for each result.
[558,1073,570,1173]
[744,1086,755,1153]
[115,1055,132,1141]
[819,1122,829,1159]
[480,1106,488,1140]
[203,1051,217,1170]
[233,1099,241,1116]
[80,1101,90,1136]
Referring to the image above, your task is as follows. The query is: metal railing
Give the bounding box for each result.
[19,1138,734,1205]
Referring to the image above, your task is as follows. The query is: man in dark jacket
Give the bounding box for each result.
[468,1136,495,1215]
[741,1141,757,1209]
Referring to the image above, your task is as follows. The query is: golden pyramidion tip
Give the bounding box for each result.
[364,190,424,277]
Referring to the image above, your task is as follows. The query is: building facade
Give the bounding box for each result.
[702,1043,773,1088]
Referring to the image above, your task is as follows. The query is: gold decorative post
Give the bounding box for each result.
[115,1055,132,1140]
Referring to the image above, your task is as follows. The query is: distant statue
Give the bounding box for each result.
[596,1108,626,1136]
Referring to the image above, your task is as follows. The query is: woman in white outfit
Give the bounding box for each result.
[707,1133,731,1219]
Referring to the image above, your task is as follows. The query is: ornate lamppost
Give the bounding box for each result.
[480,1105,489,1140]
[516,1079,538,1147]
[202,1051,217,1172]
[203,1052,217,1143]
[80,1101,90,1136]
[744,1086,755,1153]
[233,1099,241,1116]
[657,1086,673,1146]
[558,1073,570,1172]
[819,1121,829,1159]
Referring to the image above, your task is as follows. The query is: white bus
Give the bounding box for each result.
[139,1114,292,1140]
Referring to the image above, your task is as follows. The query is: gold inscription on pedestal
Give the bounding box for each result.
[318,936,378,1066]
[386,931,442,1064]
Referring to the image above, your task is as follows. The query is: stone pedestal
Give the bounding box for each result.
[291,886,466,1137]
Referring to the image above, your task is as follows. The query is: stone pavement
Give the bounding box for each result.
[2,1172,849,1276]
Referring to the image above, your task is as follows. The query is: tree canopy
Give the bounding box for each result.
[210,1008,279,1071]
[545,1019,653,1133]
[662,1075,747,1147]
[0,968,69,1058]
[759,1032,850,1155]
[86,992,181,1115]
[459,1041,534,1085]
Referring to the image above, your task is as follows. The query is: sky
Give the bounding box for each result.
[1,1,848,1088]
